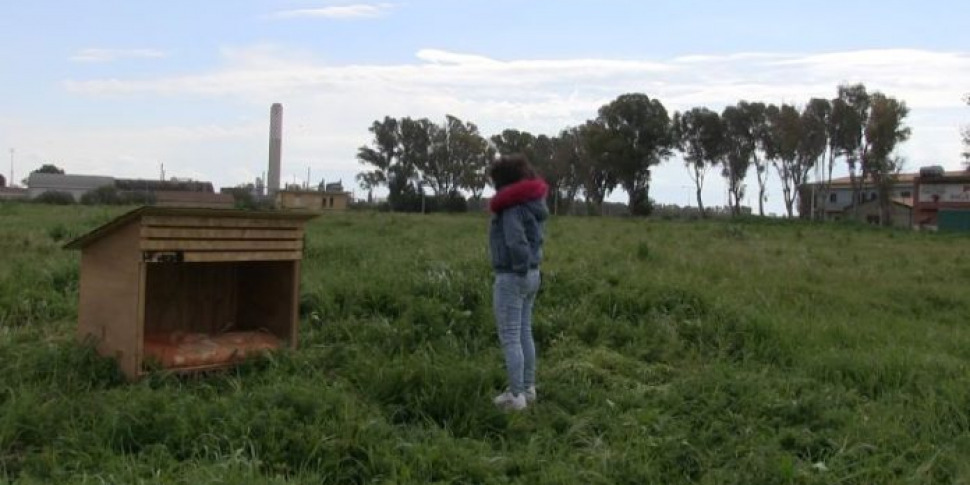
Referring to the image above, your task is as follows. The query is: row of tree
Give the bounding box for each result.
[357,84,913,222]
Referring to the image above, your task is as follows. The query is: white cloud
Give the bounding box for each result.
[70,48,168,63]
[63,47,970,110]
[274,3,393,19]
[38,47,970,211]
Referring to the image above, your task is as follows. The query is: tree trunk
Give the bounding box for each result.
[755,158,767,217]
[821,150,837,221]
[783,163,795,218]
[565,187,579,215]
[856,166,871,222]
[848,160,861,221]
[729,186,743,217]
[877,179,893,227]
[758,175,766,216]
[696,186,705,218]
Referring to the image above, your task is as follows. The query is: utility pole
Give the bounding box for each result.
[9,148,14,188]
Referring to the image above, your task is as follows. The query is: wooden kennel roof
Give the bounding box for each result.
[65,206,317,251]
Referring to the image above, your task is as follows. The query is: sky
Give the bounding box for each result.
[1,0,968,214]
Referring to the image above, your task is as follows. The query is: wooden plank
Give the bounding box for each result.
[76,222,143,380]
[147,357,280,375]
[141,227,303,240]
[142,215,304,229]
[236,261,297,343]
[141,239,303,251]
[135,262,146,381]
[181,251,302,262]
[144,263,238,336]
[289,261,301,349]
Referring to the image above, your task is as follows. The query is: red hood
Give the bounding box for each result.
[490,178,548,213]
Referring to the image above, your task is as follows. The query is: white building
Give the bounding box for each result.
[27,173,115,201]
[800,173,921,220]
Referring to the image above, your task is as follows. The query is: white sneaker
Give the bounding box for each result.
[524,386,537,403]
[493,391,528,411]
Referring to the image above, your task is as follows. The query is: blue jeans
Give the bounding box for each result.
[493,270,541,395]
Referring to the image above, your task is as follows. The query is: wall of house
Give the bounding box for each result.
[277,191,349,211]
[846,201,912,229]
[321,193,348,210]
[810,184,914,214]
[913,178,970,228]
[277,192,324,210]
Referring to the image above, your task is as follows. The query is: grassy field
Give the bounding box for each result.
[1,203,969,484]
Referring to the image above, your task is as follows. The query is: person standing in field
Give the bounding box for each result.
[488,154,549,411]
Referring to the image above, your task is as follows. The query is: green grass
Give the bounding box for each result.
[1,202,969,484]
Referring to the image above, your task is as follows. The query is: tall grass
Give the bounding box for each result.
[1,203,969,483]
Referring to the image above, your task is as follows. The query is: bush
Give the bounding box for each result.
[80,186,121,205]
[120,191,156,205]
[223,187,274,210]
[437,191,468,213]
[33,191,76,205]
[387,186,468,213]
[80,187,156,206]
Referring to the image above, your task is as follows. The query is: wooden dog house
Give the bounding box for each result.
[65,207,316,378]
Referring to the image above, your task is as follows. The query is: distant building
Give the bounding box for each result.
[154,191,235,209]
[276,189,350,211]
[115,178,214,193]
[27,173,115,201]
[798,170,965,222]
[0,187,28,201]
[841,198,914,228]
[913,167,970,231]
[27,172,218,203]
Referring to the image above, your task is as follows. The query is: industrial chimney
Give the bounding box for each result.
[268,103,283,196]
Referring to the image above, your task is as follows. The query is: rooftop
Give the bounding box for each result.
[808,170,969,188]
[65,206,317,250]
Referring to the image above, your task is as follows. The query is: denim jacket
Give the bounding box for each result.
[489,199,548,275]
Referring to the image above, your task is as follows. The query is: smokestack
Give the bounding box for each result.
[268,103,283,195]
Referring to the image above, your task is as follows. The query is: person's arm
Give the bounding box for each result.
[502,207,530,275]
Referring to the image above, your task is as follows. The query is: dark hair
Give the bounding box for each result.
[488,154,537,190]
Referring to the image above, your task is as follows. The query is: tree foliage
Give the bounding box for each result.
[576,121,618,215]
[32,164,65,175]
[864,93,911,226]
[355,85,913,220]
[595,93,674,216]
[796,99,831,218]
[356,115,492,212]
[673,107,724,217]
[767,104,803,218]
[720,104,760,216]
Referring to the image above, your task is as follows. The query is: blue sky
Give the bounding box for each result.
[1,1,968,213]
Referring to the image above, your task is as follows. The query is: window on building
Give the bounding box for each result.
[900,191,911,198]
[829,193,837,203]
